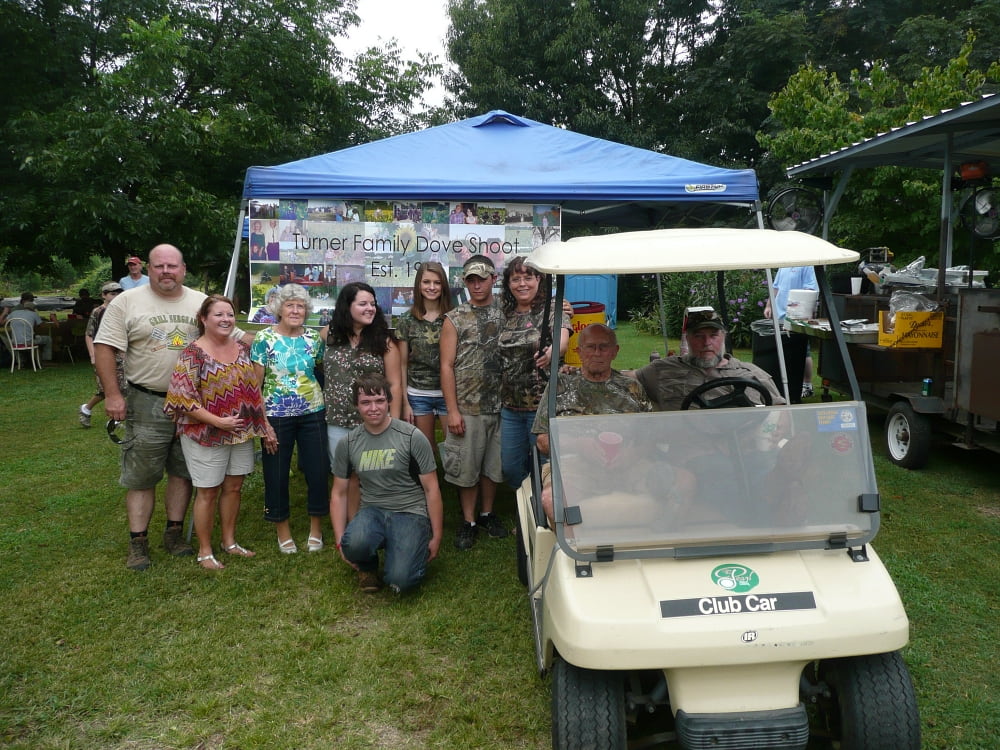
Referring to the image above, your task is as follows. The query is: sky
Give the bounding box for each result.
[339,0,451,107]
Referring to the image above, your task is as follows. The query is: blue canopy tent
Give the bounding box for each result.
[229,111,761,328]
[241,111,758,221]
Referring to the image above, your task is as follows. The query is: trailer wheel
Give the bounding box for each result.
[884,401,932,469]
[551,657,626,750]
[817,651,921,749]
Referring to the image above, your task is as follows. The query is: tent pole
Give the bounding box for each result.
[224,207,245,303]
[655,273,668,356]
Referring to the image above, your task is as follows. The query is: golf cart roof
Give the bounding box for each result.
[526,228,859,275]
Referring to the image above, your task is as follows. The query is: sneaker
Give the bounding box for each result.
[78,405,91,428]
[358,570,382,593]
[478,512,509,539]
[801,384,814,399]
[162,525,194,557]
[454,521,478,550]
[126,536,151,571]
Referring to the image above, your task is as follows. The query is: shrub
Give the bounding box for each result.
[631,270,770,349]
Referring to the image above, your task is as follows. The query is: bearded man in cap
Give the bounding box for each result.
[631,308,783,411]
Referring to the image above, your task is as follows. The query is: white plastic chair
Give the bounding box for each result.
[5,318,41,372]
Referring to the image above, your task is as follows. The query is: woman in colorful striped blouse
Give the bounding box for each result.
[164,295,273,570]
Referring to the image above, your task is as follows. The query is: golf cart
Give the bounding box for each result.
[517,228,920,749]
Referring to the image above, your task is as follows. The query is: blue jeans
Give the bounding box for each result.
[261,410,329,522]
[501,407,538,489]
[341,507,432,593]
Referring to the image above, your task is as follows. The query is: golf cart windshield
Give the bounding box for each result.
[548,401,879,559]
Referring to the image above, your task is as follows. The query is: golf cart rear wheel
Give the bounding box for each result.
[818,651,921,749]
[551,657,626,750]
[884,401,932,469]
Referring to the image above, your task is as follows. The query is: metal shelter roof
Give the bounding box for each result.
[785,95,1000,267]
[787,94,1000,175]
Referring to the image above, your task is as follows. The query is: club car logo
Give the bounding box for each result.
[712,564,759,593]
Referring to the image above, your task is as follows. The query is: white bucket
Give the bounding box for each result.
[786,289,818,320]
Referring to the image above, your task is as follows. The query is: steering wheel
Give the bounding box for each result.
[680,377,773,410]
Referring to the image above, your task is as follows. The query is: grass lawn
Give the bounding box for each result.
[1,323,997,748]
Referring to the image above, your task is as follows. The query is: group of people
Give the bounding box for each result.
[94,242,787,599]
[1,257,148,371]
[532,310,783,523]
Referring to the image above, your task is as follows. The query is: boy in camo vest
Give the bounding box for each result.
[439,255,509,549]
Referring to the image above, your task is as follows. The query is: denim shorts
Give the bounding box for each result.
[407,393,448,417]
[327,424,352,468]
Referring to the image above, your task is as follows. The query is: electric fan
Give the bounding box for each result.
[959,186,1000,239]
[765,187,824,234]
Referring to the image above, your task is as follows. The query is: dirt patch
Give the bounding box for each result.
[976,505,1000,518]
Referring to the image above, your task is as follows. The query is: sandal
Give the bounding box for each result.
[278,537,298,554]
[307,535,324,553]
[223,542,256,558]
[197,553,224,570]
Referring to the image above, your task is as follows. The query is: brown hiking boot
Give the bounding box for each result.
[358,570,382,593]
[163,525,194,557]
[126,536,151,571]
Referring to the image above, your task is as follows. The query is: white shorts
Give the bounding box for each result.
[180,435,255,488]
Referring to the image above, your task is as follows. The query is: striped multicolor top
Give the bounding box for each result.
[164,341,269,447]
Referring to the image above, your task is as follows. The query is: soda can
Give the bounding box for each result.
[921,378,932,396]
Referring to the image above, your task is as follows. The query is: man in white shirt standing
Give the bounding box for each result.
[96,244,250,570]
[119,256,150,290]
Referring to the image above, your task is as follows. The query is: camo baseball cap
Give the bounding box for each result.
[686,308,726,332]
[462,258,496,279]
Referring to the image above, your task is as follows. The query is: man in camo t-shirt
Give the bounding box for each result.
[440,255,507,549]
[532,323,652,523]
[532,323,652,455]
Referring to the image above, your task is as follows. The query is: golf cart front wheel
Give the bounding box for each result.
[818,651,921,749]
[551,657,626,749]
[884,401,932,469]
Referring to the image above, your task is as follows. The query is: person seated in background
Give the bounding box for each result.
[5,294,53,362]
[629,308,784,411]
[72,288,99,318]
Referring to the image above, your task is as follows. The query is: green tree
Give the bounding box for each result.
[445,0,712,147]
[758,34,999,266]
[0,0,438,282]
[444,0,997,175]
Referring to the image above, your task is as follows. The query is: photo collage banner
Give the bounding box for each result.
[247,199,562,326]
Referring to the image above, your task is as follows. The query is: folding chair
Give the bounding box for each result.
[5,319,41,372]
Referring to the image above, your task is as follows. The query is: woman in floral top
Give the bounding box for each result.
[498,256,571,489]
[320,281,402,517]
[250,284,328,554]
[164,295,272,569]
[395,261,452,456]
